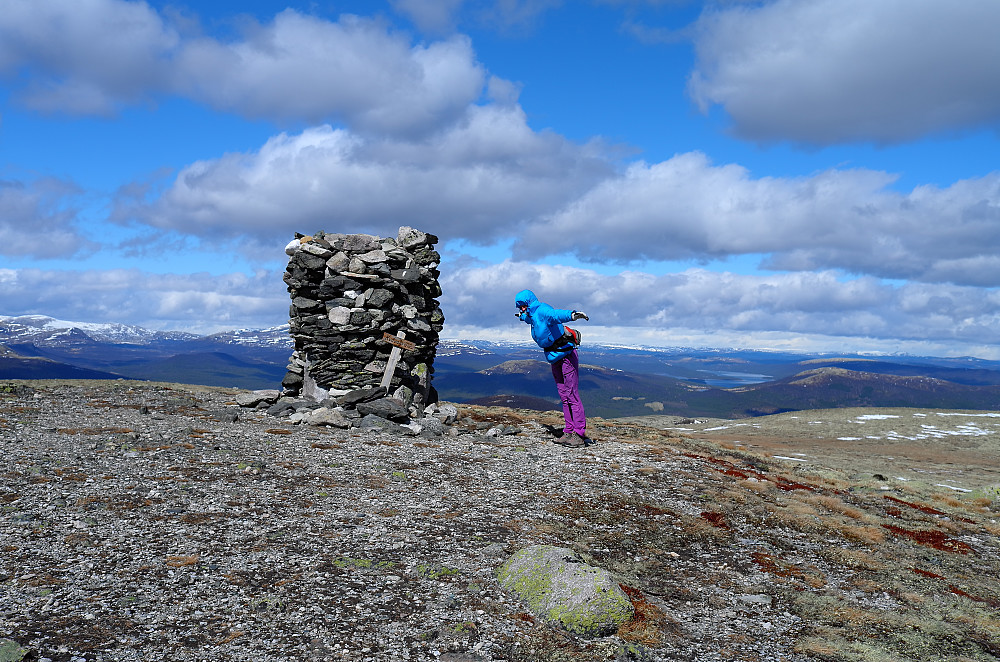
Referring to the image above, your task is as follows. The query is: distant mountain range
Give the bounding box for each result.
[0,315,291,390]
[3,314,1000,417]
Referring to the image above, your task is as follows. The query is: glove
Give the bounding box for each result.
[572,311,589,321]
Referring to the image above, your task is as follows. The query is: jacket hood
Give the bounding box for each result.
[514,289,538,308]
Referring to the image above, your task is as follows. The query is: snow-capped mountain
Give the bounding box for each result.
[0,315,292,390]
[0,315,198,345]
[204,325,292,348]
[0,316,295,349]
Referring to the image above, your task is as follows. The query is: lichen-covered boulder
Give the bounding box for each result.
[0,639,28,662]
[972,483,1000,506]
[497,544,634,637]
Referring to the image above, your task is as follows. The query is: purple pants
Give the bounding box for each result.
[552,349,586,436]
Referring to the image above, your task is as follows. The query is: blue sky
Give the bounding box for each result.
[2,0,999,357]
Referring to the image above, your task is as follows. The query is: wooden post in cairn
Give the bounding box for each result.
[380,331,417,390]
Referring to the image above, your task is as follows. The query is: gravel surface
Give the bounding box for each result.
[3,381,997,661]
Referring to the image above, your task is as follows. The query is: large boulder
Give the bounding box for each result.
[301,407,352,428]
[496,545,634,638]
[357,397,409,422]
[235,389,280,408]
[0,639,28,662]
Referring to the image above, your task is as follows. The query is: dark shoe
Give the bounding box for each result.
[554,432,585,448]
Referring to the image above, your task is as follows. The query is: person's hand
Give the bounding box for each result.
[572,311,589,321]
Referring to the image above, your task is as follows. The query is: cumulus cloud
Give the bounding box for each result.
[0,0,486,136]
[173,12,485,135]
[0,0,177,115]
[440,261,1000,349]
[688,0,1000,144]
[0,178,96,258]
[0,268,286,334]
[112,105,613,246]
[514,153,1000,286]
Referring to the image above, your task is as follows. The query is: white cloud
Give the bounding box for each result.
[514,153,1000,286]
[113,106,613,246]
[0,178,96,258]
[0,268,286,334]
[117,140,1000,289]
[688,0,1000,144]
[174,11,486,135]
[0,1,486,136]
[4,258,999,355]
[0,0,177,115]
[439,261,1000,350]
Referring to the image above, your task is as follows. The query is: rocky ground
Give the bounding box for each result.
[2,380,999,662]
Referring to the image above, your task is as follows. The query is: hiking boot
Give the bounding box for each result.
[554,432,585,448]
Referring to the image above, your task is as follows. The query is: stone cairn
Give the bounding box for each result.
[254,227,446,431]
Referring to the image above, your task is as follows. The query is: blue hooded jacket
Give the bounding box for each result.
[515,289,577,364]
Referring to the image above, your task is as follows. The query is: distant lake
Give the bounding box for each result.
[662,369,773,388]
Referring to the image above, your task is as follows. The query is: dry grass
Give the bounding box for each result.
[804,493,867,520]
[617,584,672,646]
[164,555,199,567]
[837,524,887,546]
[617,419,1000,661]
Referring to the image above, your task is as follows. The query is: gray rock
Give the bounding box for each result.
[397,226,429,249]
[298,253,328,271]
[236,390,280,408]
[367,289,394,308]
[431,403,458,425]
[357,397,409,422]
[486,425,520,437]
[406,318,432,332]
[390,268,421,283]
[217,411,240,423]
[0,638,29,662]
[414,416,445,436]
[357,249,387,264]
[292,296,322,311]
[496,545,634,638]
[338,387,388,407]
[335,234,379,253]
[328,306,352,325]
[267,397,303,417]
[326,251,350,271]
[302,407,351,428]
[299,242,333,259]
[359,414,404,433]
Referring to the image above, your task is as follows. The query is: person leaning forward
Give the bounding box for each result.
[514,289,590,448]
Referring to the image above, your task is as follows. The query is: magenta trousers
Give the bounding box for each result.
[551,349,586,436]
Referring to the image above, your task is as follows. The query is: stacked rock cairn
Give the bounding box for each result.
[279,227,445,423]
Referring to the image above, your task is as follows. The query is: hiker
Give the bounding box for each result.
[514,289,590,448]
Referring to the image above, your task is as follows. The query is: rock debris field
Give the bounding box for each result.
[2,381,999,662]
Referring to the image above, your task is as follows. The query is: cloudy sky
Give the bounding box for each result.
[2,0,999,357]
